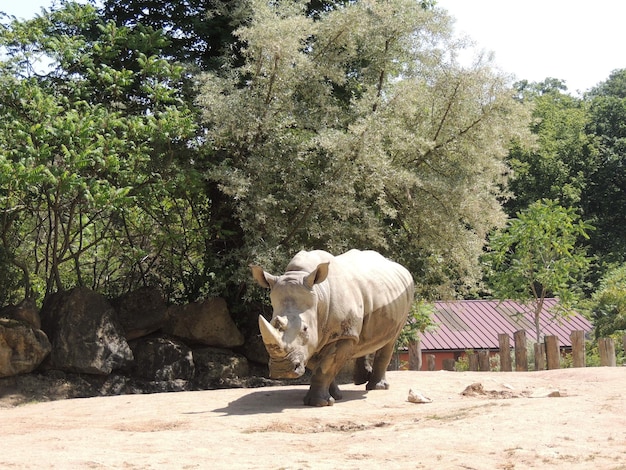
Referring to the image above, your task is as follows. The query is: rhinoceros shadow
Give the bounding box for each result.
[211,387,368,416]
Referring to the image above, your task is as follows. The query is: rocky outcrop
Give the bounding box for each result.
[128,335,195,382]
[0,318,51,377]
[0,299,41,330]
[40,287,133,374]
[0,287,274,400]
[193,347,250,389]
[110,287,169,340]
[164,298,244,348]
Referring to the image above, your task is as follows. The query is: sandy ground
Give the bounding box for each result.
[1,368,625,469]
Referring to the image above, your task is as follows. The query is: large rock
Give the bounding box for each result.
[127,335,195,382]
[40,287,133,374]
[110,287,169,340]
[0,319,51,377]
[238,333,269,366]
[0,299,41,330]
[164,298,244,348]
[193,347,250,389]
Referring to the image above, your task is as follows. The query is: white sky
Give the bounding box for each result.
[437,0,626,94]
[1,0,61,20]
[3,0,625,95]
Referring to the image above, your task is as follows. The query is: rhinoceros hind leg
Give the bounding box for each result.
[365,340,395,391]
[353,355,373,385]
[366,378,390,390]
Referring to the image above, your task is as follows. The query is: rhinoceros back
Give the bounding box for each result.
[286,250,335,272]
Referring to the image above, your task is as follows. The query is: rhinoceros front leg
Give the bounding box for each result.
[366,340,395,391]
[304,339,354,406]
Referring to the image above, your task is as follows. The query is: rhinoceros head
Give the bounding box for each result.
[250,262,329,379]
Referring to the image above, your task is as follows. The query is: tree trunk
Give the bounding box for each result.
[533,297,545,344]
[534,342,545,371]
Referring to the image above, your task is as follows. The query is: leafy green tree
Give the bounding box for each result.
[505,78,595,217]
[197,0,530,299]
[485,199,593,343]
[0,3,201,302]
[101,0,250,71]
[582,69,626,265]
[588,264,626,339]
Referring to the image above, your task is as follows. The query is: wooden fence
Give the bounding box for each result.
[425,330,625,371]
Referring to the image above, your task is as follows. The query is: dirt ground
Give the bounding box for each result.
[1,368,625,469]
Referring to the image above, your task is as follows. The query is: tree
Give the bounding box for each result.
[485,200,593,343]
[196,0,531,299]
[582,69,626,266]
[0,0,532,308]
[505,79,595,217]
[588,264,626,339]
[101,0,250,71]
[507,72,626,273]
[0,3,201,302]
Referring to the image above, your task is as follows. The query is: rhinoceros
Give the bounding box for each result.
[250,249,414,406]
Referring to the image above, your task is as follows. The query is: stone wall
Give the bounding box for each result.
[0,287,280,397]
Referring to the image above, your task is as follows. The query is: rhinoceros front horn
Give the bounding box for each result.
[258,315,285,350]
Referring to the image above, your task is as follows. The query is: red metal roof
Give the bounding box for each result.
[420,299,593,351]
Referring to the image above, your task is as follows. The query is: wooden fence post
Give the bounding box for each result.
[498,334,512,372]
[427,354,436,371]
[598,337,616,367]
[534,343,545,371]
[478,350,490,371]
[545,335,560,369]
[408,340,422,371]
[514,330,528,371]
[468,351,479,371]
[442,358,456,371]
[570,330,585,368]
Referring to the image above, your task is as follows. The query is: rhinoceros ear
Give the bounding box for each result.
[304,262,330,289]
[250,264,277,289]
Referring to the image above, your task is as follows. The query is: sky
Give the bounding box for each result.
[2,0,625,95]
[437,0,626,94]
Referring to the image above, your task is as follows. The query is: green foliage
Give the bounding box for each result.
[197,0,530,299]
[0,3,203,302]
[454,351,470,372]
[588,264,626,339]
[102,0,251,71]
[506,79,594,216]
[507,72,626,275]
[395,300,436,351]
[582,69,626,265]
[485,199,593,342]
